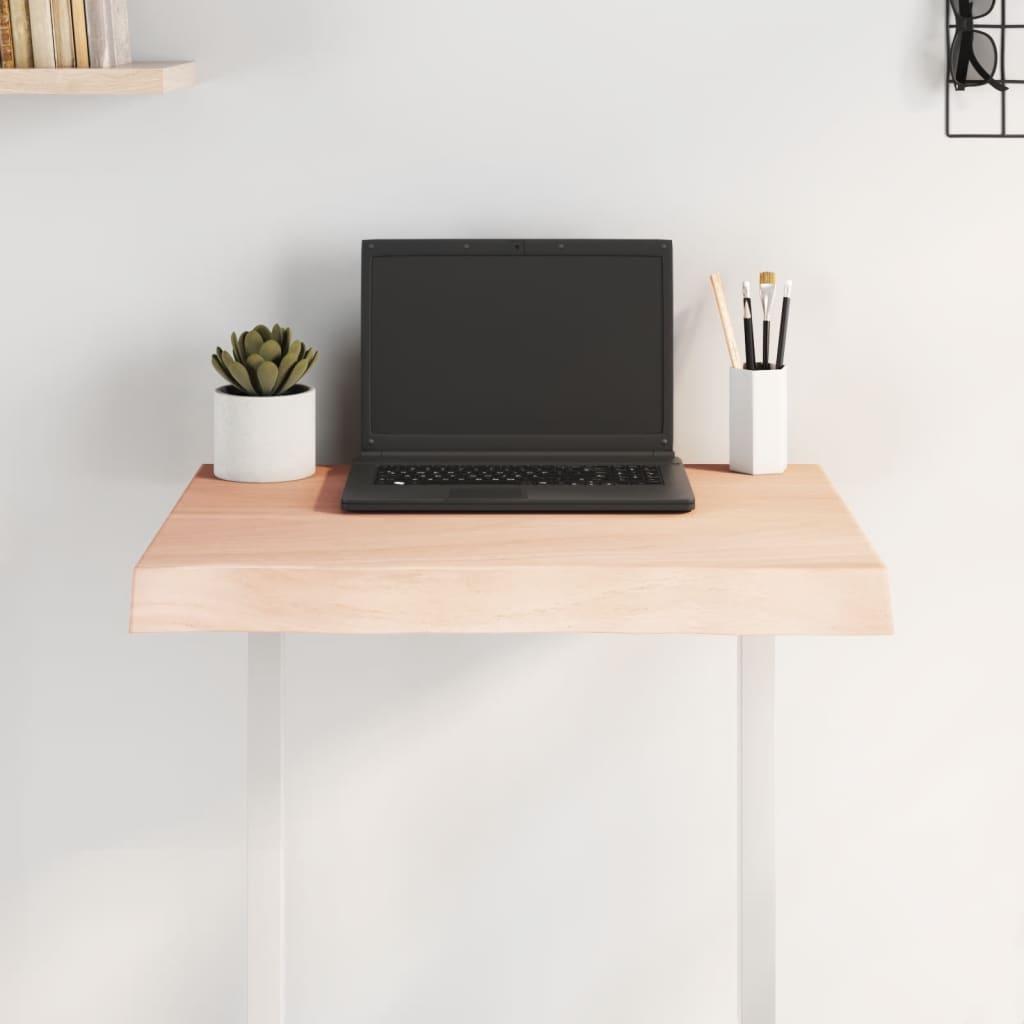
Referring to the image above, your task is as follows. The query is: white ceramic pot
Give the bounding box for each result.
[214,385,316,483]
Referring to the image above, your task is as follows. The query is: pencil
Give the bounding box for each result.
[709,273,742,369]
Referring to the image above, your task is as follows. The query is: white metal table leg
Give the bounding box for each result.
[247,633,284,1024]
[738,636,775,1024]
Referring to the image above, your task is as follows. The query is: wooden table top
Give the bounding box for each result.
[130,465,892,635]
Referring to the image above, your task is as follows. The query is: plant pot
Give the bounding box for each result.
[214,385,316,483]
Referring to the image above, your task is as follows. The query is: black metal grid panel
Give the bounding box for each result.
[947,1,1024,137]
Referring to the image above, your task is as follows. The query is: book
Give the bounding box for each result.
[69,0,86,66]
[9,0,32,66]
[26,0,53,67]
[49,0,73,66]
[84,0,129,68]
[1,0,15,68]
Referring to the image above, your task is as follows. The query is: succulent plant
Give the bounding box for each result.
[212,324,319,396]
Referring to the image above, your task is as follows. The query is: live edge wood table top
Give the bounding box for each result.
[129,465,892,636]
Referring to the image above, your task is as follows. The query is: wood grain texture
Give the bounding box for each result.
[710,272,742,369]
[0,59,195,93]
[130,465,892,636]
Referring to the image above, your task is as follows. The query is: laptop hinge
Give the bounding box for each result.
[363,449,673,460]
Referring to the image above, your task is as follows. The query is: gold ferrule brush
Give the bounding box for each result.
[759,271,776,368]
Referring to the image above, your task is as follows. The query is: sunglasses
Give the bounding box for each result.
[949,0,1008,91]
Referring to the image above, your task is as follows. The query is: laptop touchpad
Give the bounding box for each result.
[448,486,527,499]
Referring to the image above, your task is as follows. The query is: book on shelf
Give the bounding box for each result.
[84,0,129,67]
[0,0,15,69]
[50,0,73,67]
[2,0,132,71]
[9,0,32,66]
[26,0,53,67]
[69,0,86,66]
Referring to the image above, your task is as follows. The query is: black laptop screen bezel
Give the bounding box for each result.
[360,239,674,454]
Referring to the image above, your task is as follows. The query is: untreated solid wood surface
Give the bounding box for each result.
[0,61,196,95]
[130,465,892,635]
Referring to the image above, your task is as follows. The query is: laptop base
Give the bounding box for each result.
[341,457,695,513]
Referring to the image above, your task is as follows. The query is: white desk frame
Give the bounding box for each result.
[244,633,776,1024]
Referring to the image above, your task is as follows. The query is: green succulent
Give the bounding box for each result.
[211,324,320,396]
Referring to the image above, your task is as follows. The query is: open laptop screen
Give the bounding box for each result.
[363,241,671,450]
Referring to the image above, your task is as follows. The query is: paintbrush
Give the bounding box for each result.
[742,281,756,370]
[759,271,776,368]
[775,280,792,369]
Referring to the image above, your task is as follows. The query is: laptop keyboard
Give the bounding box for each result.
[374,464,665,487]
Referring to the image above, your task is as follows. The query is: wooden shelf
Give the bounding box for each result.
[0,61,196,95]
[130,464,893,636]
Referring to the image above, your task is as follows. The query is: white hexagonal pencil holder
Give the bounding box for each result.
[729,367,788,475]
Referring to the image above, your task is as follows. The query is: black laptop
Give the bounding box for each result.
[341,239,695,513]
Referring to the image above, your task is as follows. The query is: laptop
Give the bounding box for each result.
[341,239,695,513]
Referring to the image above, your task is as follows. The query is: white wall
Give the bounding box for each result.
[3,1,1024,1022]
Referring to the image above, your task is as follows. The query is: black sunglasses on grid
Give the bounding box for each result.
[949,0,1009,92]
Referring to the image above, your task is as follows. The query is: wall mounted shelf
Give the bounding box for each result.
[0,61,196,96]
